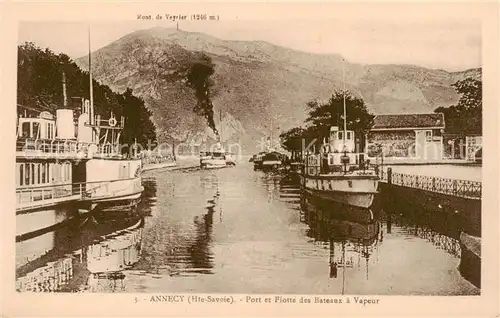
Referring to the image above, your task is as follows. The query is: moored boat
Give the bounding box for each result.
[302,126,379,210]
[252,152,266,170]
[261,151,287,171]
[15,33,146,274]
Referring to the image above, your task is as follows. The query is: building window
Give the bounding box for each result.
[65,163,71,182]
[19,164,24,186]
[346,131,352,140]
[41,163,46,184]
[37,164,41,184]
[425,131,432,142]
[48,123,53,139]
[32,122,40,139]
[52,164,58,183]
[31,163,35,185]
[21,122,30,139]
[25,164,30,185]
[43,122,48,139]
[46,163,50,183]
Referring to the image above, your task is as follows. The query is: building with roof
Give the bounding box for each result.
[366,113,445,161]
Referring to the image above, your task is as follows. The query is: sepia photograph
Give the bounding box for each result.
[2,1,499,317]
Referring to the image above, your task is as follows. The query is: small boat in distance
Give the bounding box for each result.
[260,151,288,171]
[252,152,266,170]
[200,108,236,169]
[200,142,233,169]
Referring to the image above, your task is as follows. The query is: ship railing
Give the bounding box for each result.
[82,177,143,199]
[16,177,144,209]
[16,183,85,209]
[382,171,481,199]
[16,139,90,158]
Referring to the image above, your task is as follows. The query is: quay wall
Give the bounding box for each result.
[378,180,481,238]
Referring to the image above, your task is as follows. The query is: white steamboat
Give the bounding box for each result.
[200,142,232,169]
[16,45,144,268]
[303,126,379,210]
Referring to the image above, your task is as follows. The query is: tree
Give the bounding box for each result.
[280,127,306,152]
[279,126,317,151]
[305,91,374,147]
[279,91,373,155]
[17,42,157,146]
[120,88,157,148]
[435,77,482,135]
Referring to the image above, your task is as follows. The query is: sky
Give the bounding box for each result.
[18,17,482,72]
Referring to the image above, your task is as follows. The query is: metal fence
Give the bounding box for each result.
[380,170,481,199]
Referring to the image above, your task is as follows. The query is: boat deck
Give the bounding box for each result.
[16,177,144,212]
[16,194,82,212]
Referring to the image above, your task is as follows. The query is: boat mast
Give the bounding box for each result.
[88,25,97,145]
[220,108,223,144]
[342,58,347,149]
[62,69,68,108]
[88,25,93,116]
[366,255,369,280]
[341,241,346,294]
[270,114,273,151]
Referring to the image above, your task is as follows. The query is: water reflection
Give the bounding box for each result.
[389,213,461,258]
[84,218,143,292]
[188,174,219,273]
[16,210,145,293]
[137,177,158,217]
[133,172,220,278]
[17,166,480,295]
[301,195,382,293]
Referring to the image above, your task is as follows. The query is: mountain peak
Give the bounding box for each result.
[75,28,480,152]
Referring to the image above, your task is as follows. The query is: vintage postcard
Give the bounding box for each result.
[1,1,498,317]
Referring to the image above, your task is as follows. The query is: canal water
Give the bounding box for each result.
[16,163,480,295]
